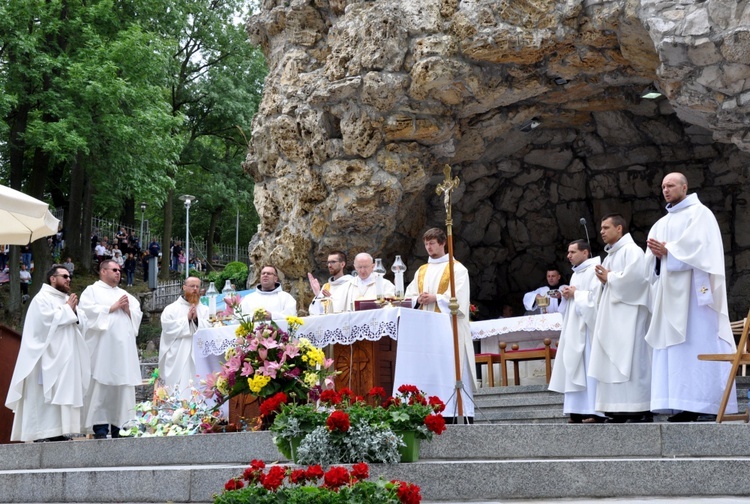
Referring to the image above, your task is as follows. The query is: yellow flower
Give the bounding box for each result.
[298,337,312,349]
[305,348,325,366]
[302,371,318,387]
[247,374,271,394]
[286,315,304,327]
[216,377,229,395]
[235,326,246,337]
[224,347,236,360]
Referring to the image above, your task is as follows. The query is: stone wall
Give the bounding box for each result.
[244,0,750,319]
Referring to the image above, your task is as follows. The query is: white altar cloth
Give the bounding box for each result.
[470,313,563,343]
[192,308,460,413]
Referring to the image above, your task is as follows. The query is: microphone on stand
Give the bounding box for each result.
[580,217,591,246]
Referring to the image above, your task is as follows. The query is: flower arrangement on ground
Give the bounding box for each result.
[120,381,223,437]
[202,308,337,407]
[215,460,422,504]
[269,385,447,465]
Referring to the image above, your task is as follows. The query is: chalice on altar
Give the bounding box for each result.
[537,295,551,314]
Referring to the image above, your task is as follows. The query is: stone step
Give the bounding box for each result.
[3,423,750,502]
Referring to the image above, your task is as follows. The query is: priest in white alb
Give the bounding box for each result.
[307,251,353,314]
[5,265,90,442]
[645,172,737,422]
[549,239,605,423]
[79,259,143,439]
[589,214,652,422]
[238,264,297,319]
[522,267,567,314]
[404,228,475,421]
[159,276,209,398]
[342,253,395,310]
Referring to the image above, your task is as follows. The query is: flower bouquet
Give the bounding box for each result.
[202,309,337,408]
[215,460,422,504]
[120,381,224,437]
[269,385,446,465]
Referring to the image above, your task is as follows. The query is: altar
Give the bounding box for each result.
[470,313,563,386]
[193,307,467,421]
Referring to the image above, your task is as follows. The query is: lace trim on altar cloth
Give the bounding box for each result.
[297,319,398,347]
[470,313,563,340]
[195,336,237,357]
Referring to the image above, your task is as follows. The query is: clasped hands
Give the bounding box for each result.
[647,238,668,259]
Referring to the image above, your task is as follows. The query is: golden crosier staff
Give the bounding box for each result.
[436,164,464,420]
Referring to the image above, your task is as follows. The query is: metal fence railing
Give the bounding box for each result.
[143,279,184,312]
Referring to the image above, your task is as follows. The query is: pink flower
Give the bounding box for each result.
[323,357,334,368]
[283,345,301,359]
[259,336,280,349]
[226,354,243,374]
[259,360,281,379]
[240,361,254,377]
[202,373,217,398]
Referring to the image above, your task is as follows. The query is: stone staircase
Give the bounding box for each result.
[1,380,749,503]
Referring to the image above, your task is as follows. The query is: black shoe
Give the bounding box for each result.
[582,416,606,424]
[626,412,654,423]
[93,434,107,439]
[696,414,717,422]
[34,435,71,442]
[605,415,628,423]
[568,413,584,424]
[667,411,699,422]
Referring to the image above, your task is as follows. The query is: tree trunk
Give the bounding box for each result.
[160,188,174,280]
[66,153,85,265]
[81,175,94,272]
[207,209,222,272]
[27,149,54,298]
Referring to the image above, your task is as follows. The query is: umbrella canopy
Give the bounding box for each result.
[0,184,60,245]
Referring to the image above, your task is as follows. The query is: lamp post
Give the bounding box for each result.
[139,202,146,250]
[179,195,196,280]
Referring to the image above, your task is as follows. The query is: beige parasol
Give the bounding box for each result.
[0,184,60,245]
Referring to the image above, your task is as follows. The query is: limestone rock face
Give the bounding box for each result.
[245,0,750,318]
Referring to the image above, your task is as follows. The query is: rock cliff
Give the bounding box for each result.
[244,0,750,317]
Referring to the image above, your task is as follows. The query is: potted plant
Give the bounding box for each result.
[268,385,447,464]
[215,460,422,504]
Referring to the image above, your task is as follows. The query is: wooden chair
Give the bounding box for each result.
[475,353,502,387]
[697,309,750,423]
[499,338,557,386]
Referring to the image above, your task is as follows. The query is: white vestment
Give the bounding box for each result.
[79,280,143,428]
[238,283,297,319]
[342,275,395,311]
[308,274,353,315]
[645,193,737,414]
[159,296,209,398]
[548,257,604,417]
[589,233,652,412]
[405,255,475,417]
[5,284,91,441]
[523,285,568,314]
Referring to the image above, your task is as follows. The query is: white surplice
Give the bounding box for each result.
[308,274,353,315]
[341,275,395,311]
[405,255,475,417]
[523,285,568,315]
[548,257,604,417]
[159,296,210,398]
[645,193,737,415]
[79,280,142,428]
[238,283,297,319]
[5,284,91,441]
[589,233,652,412]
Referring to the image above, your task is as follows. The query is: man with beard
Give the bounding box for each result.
[523,267,567,314]
[79,259,142,439]
[159,276,210,398]
[342,253,395,310]
[5,265,90,442]
[307,251,353,314]
[646,172,737,421]
[589,214,652,422]
[239,265,297,319]
[549,240,606,423]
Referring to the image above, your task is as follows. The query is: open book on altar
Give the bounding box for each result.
[353,298,414,311]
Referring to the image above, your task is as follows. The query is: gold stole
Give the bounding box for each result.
[416,262,453,312]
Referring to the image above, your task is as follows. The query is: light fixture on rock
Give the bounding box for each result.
[519,117,541,132]
[641,85,663,99]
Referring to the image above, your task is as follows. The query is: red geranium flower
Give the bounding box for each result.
[351,462,369,480]
[262,465,286,491]
[306,464,324,481]
[319,389,341,405]
[383,396,399,408]
[323,466,350,489]
[243,459,267,482]
[260,392,288,417]
[424,414,446,435]
[409,394,427,406]
[398,384,419,395]
[326,410,350,432]
[290,468,307,484]
[396,481,422,504]
[224,477,244,491]
[368,386,386,398]
[428,395,445,413]
[338,387,355,399]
